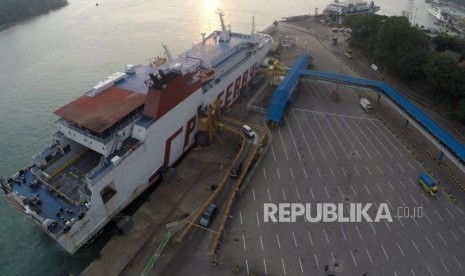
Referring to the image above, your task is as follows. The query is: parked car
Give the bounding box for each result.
[199,203,218,227]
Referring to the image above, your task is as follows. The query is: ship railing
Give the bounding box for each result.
[32,171,80,206]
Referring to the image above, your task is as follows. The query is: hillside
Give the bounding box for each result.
[0,0,68,26]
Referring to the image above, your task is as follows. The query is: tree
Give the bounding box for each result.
[454,99,465,123]
[343,15,387,58]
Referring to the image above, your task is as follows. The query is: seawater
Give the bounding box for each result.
[0,0,444,274]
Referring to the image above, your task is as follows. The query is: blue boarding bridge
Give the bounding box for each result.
[265,54,465,164]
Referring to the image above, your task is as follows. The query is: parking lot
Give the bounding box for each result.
[218,80,465,276]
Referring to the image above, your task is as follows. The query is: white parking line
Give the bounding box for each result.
[387,164,395,174]
[277,234,281,248]
[441,258,449,274]
[411,268,417,276]
[384,220,392,231]
[396,243,406,257]
[461,227,465,235]
[340,226,347,240]
[369,223,377,235]
[399,180,406,189]
[292,232,299,247]
[285,118,302,161]
[366,248,374,264]
[260,235,264,251]
[324,186,330,199]
[350,117,383,158]
[387,180,395,191]
[252,189,256,201]
[303,111,327,160]
[240,212,243,225]
[292,110,315,162]
[246,259,250,275]
[281,258,287,275]
[296,188,301,200]
[364,184,371,196]
[351,185,357,197]
[408,162,415,170]
[445,208,455,219]
[267,188,272,202]
[256,212,260,226]
[409,194,418,205]
[350,250,357,267]
[307,230,314,246]
[263,258,268,275]
[438,232,448,246]
[425,263,434,276]
[323,229,330,244]
[355,225,363,240]
[381,244,389,260]
[323,114,351,159]
[386,199,394,210]
[313,112,339,160]
[317,168,321,178]
[397,163,405,172]
[453,254,463,269]
[457,206,464,216]
[309,187,315,200]
[282,188,287,200]
[303,167,308,178]
[421,193,430,203]
[314,254,320,270]
[426,235,435,250]
[289,168,295,179]
[353,166,360,176]
[424,213,433,224]
[277,168,281,179]
[398,196,406,206]
[361,119,394,158]
[377,165,383,175]
[341,167,347,177]
[365,166,372,175]
[411,239,420,253]
[337,186,344,199]
[397,216,406,229]
[340,116,372,159]
[263,168,267,180]
[412,217,420,227]
[278,128,290,161]
[450,230,458,241]
[299,257,304,273]
[242,234,246,250]
[332,115,361,159]
[271,144,276,162]
[329,167,335,178]
[376,183,383,193]
[435,210,444,222]
[331,252,336,264]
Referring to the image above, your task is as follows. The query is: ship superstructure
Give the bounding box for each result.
[324,0,380,21]
[0,12,272,254]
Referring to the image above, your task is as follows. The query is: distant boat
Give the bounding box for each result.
[324,1,380,22]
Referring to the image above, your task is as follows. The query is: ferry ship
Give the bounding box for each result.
[324,0,380,21]
[0,12,272,254]
[428,4,449,22]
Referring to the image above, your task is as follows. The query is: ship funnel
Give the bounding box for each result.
[251,16,255,35]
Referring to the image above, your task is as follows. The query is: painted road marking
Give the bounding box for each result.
[425,263,434,276]
[350,117,382,158]
[285,118,301,161]
[277,234,281,248]
[263,168,267,180]
[289,168,295,179]
[256,212,260,226]
[387,180,395,191]
[426,235,435,250]
[424,213,433,224]
[323,229,330,244]
[324,186,330,199]
[331,252,336,264]
[353,166,360,176]
[453,254,463,269]
[329,167,335,178]
[351,185,357,197]
[387,164,395,174]
[397,216,406,229]
[260,235,264,251]
[445,208,455,219]
[397,243,406,257]
[376,183,383,193]
[314,254,320,270]
[313,112,339,160]
[292,110,315,162]
[242,234,246,251]
[309,187,315,200]
[281,258,287,275]
[411,268,417,276]
[277,168,281,179]
[337,186,344,199]
[303,167,308,178]
[364,184,371,196]
[278,128,289,161]
[450,230,458,241]
[299,257,304,273]
[381,244,389,260]
[263,258,268,275]
[369,223,377,235]
[435,210,444,222]
[341,167,347,177]
[271,144,276,162]
[397,163,405,172]
[440,258,449,274]
[355,225,363,240]
[240,212,242,225]
[252,189,256,201]
[410,194,418,205]
[365,166,372,175]
[411,239,420,253]
[308,230,314,246]
[350,250,357,267]
[246,259,249,275]
[282,188,286,200]
[317,168,321,178]
[293,232,298,247]
[303,111,326,160]
[267,188,272,202]
[296,188,301,200]
[340,116,372,159]
[438,232,448,246]
[332,115,361,159]
[457,206,464,216]
[377,165,383,175]
[366,248,374,264]
[340,226,347,240]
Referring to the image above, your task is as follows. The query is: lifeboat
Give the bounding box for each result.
[200,68,216,83]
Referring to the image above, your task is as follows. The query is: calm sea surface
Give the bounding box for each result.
[0,0,445,275]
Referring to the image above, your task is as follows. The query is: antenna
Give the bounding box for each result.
[161,44,173,63]
[251,16,255,35]
[217,9,226,32]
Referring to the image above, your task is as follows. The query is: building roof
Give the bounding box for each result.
[54,86,146,133]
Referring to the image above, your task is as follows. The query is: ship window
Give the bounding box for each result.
[100,184,117,204]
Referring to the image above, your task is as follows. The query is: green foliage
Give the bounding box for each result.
[433,34,465,53]
[344,14,387,57]
[423,52,465,101]
[454,99,465,123]
[0,0,67,26]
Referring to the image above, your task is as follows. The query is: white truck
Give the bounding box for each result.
[360,98,372,112]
